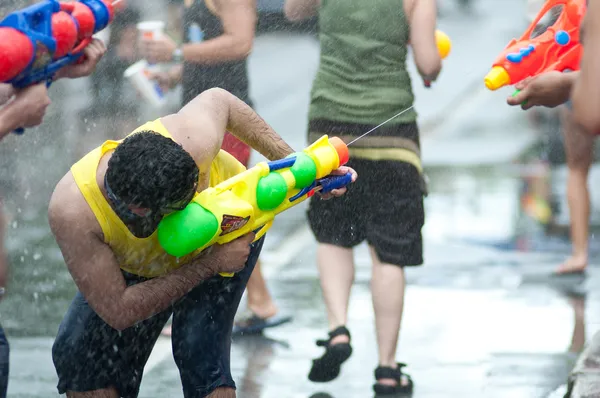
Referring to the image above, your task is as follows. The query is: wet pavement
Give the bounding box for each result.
[2,0,600,397]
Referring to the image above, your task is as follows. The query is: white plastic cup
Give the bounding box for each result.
[137,21,165,40]
[123,60,166,108]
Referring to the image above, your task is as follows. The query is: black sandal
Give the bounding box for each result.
[308,326,353,382]
[373,363,414,396]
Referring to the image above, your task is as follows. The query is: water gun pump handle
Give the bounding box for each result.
[317,172,353,194]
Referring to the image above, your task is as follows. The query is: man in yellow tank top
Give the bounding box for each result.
[48,87,356,398]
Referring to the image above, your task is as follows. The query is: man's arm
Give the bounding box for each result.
[48,178,251,331]
[408,0,442,82]
[141,0,256,65]
[170,88,295,162]
[571,1,600,133]
[181,0,256,64]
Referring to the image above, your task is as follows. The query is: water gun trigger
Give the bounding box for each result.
[71,37,93,57]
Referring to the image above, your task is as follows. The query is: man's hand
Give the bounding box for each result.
[0,84,51,138]
[140,36,178,64]
[12,85,52,128]
[203,233,256,274]
[54,39,107,80]
[317,165,358,200]
[507,71,575,110]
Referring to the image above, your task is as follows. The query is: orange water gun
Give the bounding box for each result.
[484,0,586,91]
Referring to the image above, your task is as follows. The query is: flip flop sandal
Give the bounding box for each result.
[373,362,414,396]
[232,313,293,336]
[308,326,352,383]
[552,269,587,277]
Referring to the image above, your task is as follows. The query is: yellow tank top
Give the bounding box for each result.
[71,119,246,278]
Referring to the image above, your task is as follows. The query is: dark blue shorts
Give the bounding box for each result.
[0,324,8,398]
[52,237,264,398]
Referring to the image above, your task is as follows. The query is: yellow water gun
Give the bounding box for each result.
[157,135,351,276]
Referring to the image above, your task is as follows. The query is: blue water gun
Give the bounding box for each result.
[0,0,124,133]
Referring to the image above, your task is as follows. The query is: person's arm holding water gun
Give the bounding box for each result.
[407,0,442,85]
[0,84,51,140]
[53,38,107,80]
[163,87,357,196]
[506,70,580,110]
[571,1,600,134]
[0,39,106,139]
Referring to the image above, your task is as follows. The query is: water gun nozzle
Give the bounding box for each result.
[329,137,350,166]
[484,66,511,91]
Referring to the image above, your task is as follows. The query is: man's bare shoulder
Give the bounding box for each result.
[48,172,102,240]
[161,91,223,165]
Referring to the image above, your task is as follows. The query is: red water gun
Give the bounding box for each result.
[0,0,124,133]
[484,0,586,91]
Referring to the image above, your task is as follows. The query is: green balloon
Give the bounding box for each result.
[290,153,317,189]
[158,202,219,257]
[256,172,288,210]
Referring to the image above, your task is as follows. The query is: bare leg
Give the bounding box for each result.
[557,106,594,274]
[568,296,586,354]
[317,244,354,345]
[369,246,409,387]
[207,387,236,398]
[66,388,119,398]
[245,260,278,319]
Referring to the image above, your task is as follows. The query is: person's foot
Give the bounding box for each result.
[308,326,353,383]
[373,363,413,396]
[247,302,278,320]
[376,363,411,389]
[232,310,293,336]
[555,255,587,275]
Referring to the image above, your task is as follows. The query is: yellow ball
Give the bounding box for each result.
[435,30,452,59]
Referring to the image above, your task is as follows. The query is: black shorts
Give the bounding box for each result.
[52,237,264,398]
[308,159,425,266]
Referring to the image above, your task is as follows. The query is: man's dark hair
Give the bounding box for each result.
[106,131,199,210]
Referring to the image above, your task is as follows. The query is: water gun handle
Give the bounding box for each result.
[217,174,351,278]
[218,221,274,278]
[13,38,89,135]
[12,50,85,135]
[316,172,353,194]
